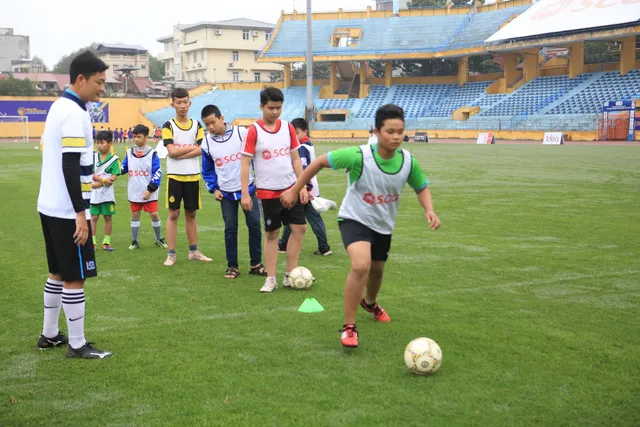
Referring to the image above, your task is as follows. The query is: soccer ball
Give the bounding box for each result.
[289,266,314,290]
[404,337,442,375]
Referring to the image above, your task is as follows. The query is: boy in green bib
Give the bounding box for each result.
[281,104,441,348]
[90,130,120,251]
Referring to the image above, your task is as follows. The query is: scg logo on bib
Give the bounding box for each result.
[262,148,290,161]
[129,170,150,177]
[215,152,242,168]
[363,192,399,205]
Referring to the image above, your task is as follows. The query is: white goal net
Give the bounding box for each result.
[0,116,29,143]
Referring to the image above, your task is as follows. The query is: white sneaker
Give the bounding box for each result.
[188,250,212,262]
[164,253,176,266]
[260,277,278,293]
[283,275,292,288]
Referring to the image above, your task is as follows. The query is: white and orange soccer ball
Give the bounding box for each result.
[289,266,314,290]
[404,337,442,375]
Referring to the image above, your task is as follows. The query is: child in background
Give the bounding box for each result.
[278,118,332,256]
[90,130,120,251]
[120,124,167,249]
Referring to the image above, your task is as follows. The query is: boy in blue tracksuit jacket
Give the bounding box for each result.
[200,105,266,279]
[279,118,332,256]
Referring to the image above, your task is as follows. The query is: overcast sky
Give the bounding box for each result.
[2,0,373,69]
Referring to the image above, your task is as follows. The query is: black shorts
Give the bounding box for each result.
[40,213,97,282]
[167,178,201,211]
[339,219,392,262]
[259,198,306,232]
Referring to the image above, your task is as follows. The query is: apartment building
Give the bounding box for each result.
[96,43,150,79]
[0,28,30,72]
[157,18,282,83]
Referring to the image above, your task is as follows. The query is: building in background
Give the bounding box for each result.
[11,58,44,73]
[96,43,149,79]
[157,18,282,83]
[376,0,408,10]
[0,28,30,72]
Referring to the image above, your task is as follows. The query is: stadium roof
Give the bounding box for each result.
[486,0,640,45]
[259,5,530,62]
[157,18,275,42]
[96,43,148,55]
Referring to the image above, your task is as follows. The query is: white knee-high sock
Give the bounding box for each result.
[62,289,86,349]
[42,278,63,338]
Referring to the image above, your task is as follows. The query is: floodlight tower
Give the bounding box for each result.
[305,0,314,124]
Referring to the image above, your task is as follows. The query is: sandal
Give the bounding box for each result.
[224,267,240,279]
[249,264,267,276]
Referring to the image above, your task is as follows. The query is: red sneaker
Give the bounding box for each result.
[360,299,391,322]
[340,324,358,348]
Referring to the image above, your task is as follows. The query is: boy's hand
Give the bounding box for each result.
[109,175,117,182]
[214,190,223,202]
[142,190,151,200]
[299,188,309,205]
[280,188,298,209]
[102,178,112,187]
[92,173,100,182]
[425,211,441,230]
[241,195,253,211]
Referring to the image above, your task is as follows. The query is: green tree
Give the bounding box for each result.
[584,41,617,65]
[52,43,99,74]
[396,59,458,76]
[367,61,387,78]
[31,56,48,72]
[149,55,165,81]
[0,76,37,96]
[468,55,502,74]
[408,0,476,7]
[292,62,330,80]
[270,70,284,82]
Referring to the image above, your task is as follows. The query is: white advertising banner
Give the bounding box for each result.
[476,132,496,144]
[543,132,565,145]
[486,0,640,43]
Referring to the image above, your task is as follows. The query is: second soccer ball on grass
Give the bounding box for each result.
[289,266,315,290]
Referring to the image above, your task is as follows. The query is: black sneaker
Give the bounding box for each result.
[313,249,333,256]
[129,240,140,250]
[278,243,287,254]
[65,342,113,359]
[37,332,68,350]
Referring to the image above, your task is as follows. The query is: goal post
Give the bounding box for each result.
[0,116,29,143]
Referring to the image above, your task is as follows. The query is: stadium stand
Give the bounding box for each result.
[140,1,640,140]
[547,69,640,115]
[480,74,593,116]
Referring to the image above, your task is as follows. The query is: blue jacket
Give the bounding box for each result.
[298,136,314,192]
[201,124,256,201]
[121,147,162,192]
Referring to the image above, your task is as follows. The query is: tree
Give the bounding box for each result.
[408,0,475,7]
[367,61,387,78]
[584,41,617,65]
[149,55,165,81]
[31,56,48,72]
[408,0,445,7]
[270,70,284,82]
[396,59,458,77]
[0,76,37,96]
[52,43,99,74]
[469,55,502,74]
[292,62,330,80]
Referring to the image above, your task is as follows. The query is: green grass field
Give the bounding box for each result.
[1,142,639,426]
